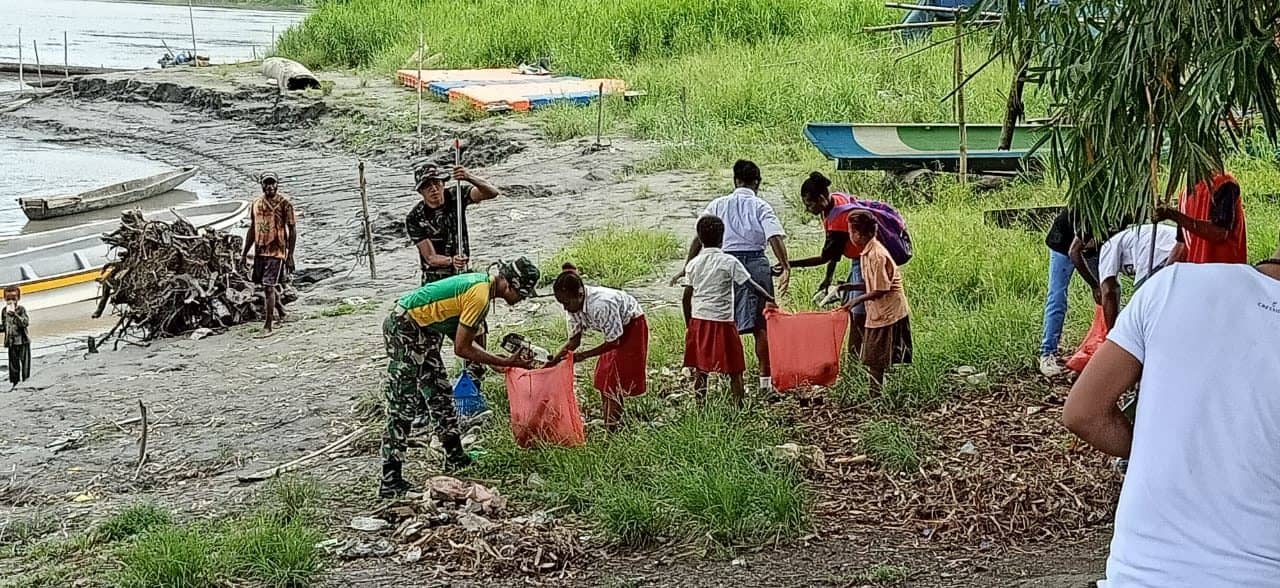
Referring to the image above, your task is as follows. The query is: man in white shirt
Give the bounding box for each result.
[1097,223,1179,329]
[1064,241,1280,588]
[674,160,791,394]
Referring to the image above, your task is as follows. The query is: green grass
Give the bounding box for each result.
[95,504,174,543]
[0,513,57,547]
[543,226,682,288]
[858,419,930,473]
[862,563,911,584]
[115,526,218,588]
[314,299,380,318]
[474,402,806,546]
[279,0,1043,170]
[220,516,325,588]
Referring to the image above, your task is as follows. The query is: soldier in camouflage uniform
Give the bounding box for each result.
[379,257,542,498]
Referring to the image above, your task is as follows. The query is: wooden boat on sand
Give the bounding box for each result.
[19,167,199,221]
[0,97,32,113]
[804,123,1047,174]
[0,201,250,311]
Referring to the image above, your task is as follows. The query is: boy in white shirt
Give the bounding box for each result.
[681,215,775,405]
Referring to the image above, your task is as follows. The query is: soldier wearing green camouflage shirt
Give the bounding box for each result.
[378,258,541,498]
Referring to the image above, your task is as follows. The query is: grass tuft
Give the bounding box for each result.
[543,225,681,288]
[220,515,325,588]
[263,476,324,525]
[115,526,217,588]
[95,503,173,543]
[858,420,930,473]
[862,563,910,584]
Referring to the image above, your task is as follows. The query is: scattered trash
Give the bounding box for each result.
[1025,406,1044,416]
[46,431,86,453]
[527,472,546,488]
[341,296,368,306]
[350,516,390,532]
[731,557,747,567]
[954,365,977,376]
[964,372,989,386]
[765,443,827,470]
[322,538,396,559]
[958,441,978,455]
[403,546,423,563]
[458,512,497,532]
[189,327,213,340]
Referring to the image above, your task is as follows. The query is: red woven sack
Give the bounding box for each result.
[765,307,850,391]
[1065,306,1109,373]
[505,355,586,448]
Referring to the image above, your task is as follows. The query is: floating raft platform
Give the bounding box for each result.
[804,123,1047,174]
[396,69,626,112]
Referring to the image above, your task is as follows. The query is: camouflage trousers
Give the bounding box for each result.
[379,311,459,470]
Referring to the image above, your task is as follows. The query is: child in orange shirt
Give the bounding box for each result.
[839,212,912,392]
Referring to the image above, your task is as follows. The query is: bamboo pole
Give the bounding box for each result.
[454,138,467,267]
[358,162,377,279]
[63,31,69,80]
[17,28,23,88]
[883,2,1003,18]
[863,19,1000,33]
[32,40,43,87]
[416,32,423,136]
[954,17,968,184]
[188,0,199,66]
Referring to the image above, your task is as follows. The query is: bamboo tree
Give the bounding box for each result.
[976,0,1280,237]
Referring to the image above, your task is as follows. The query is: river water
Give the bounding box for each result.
[0,0,303,69]
[0,1,304,356]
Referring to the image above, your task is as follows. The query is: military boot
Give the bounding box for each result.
[378,461,415,498]
[441,433,473,471]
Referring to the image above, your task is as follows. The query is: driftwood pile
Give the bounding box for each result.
[97,209,290,342]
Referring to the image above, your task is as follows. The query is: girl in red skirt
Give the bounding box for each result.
[549,263,648,430]
[681,215,775,405]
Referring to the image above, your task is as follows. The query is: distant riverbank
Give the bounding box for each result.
[114,0,310,11]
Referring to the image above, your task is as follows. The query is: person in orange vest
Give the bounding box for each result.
[1156,171,1247,264]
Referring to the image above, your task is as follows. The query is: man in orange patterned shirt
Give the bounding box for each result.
[241,172,297,335]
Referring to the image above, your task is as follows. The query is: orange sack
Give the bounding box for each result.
[505,356,586,449]
[1065,306,1109,374]
[765,307,850,392]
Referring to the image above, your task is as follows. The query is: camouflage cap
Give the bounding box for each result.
[414,164,451,189]
[498,257,541,299]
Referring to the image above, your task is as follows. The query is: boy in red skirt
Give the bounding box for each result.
[548,263,648,431]
[682,215,776,405]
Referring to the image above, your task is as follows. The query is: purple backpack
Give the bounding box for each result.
[829,195,914,266]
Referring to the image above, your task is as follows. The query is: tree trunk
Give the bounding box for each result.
[999,46,1033,151]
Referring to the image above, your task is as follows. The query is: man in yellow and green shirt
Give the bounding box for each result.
[378,257,541,498]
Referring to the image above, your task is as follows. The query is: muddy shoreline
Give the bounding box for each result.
[0,66,1107,586]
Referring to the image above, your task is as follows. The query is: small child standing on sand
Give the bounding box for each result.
[3,286,31,388]
[839,212,912,393]
[548,263,649,431]
[681,215,775,405]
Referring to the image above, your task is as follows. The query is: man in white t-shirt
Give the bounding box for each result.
[1064,248,1280,588]
[1097,223,1179,329]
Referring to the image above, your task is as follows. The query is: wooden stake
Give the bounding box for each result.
[416,32,424,136]
[188,0,199,66]
[358,162,377,279]
[63,31,69,80]
[595,82,604,147]
[32,40,43,88]
[953,17,968,184]
[133,400,148,480]
[17,28,23,88]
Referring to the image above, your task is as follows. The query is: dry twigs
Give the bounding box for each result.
[97,210,294,342]
[797,384,1120,545]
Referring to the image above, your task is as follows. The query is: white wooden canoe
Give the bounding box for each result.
[18,166,199,221]
[0,201,250,311]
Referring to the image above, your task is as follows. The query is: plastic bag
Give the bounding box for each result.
[765,307,850,391]
[452,372,487,417]
[1065,306,1109,373]
[505,355,585,449]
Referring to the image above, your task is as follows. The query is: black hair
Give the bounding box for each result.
[553,262,584,296]
[733,159,762,187]
[800,171,832,200]
[847,211,879,239]
[3,285,20,299]
[696,215,726,248]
